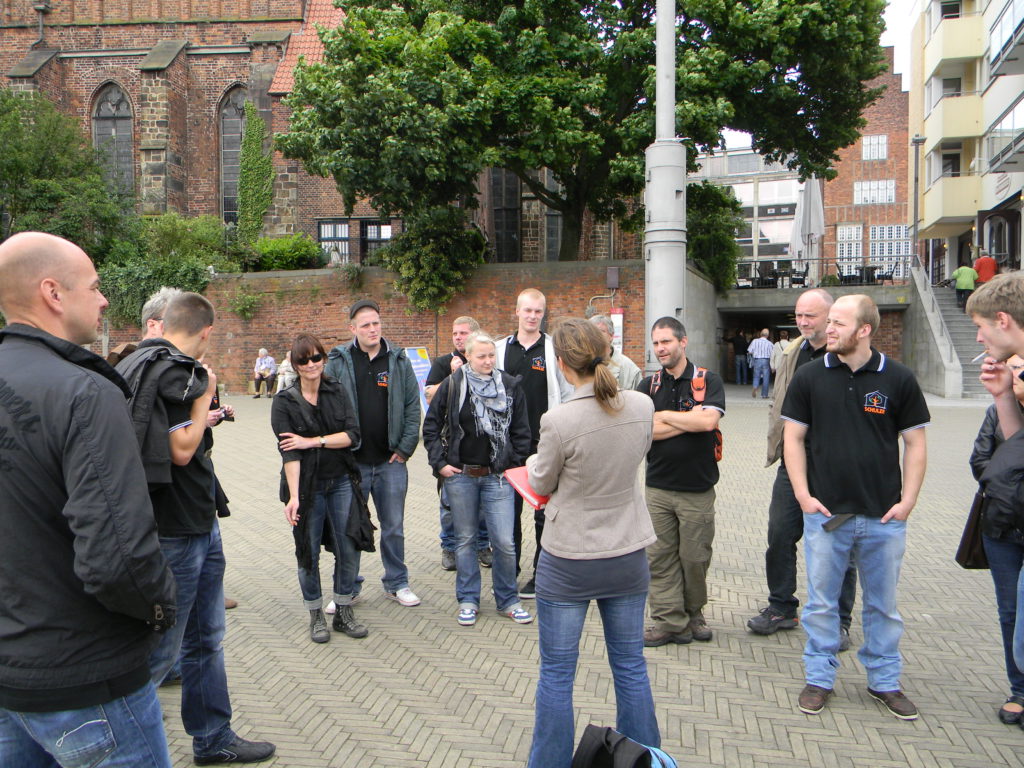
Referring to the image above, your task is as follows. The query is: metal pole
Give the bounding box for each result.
[911,134,926,277]
[644,0,687,372]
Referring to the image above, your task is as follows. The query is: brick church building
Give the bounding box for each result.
[0,0,636,263]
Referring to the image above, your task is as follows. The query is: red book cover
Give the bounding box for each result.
[503,466,550,510]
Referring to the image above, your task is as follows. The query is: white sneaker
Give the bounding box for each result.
[386,587,421,607]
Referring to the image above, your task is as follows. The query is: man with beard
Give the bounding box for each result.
[783,295,928,721]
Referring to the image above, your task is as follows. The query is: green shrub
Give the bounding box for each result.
[99,254,210,328]
[254,233,322,271]
[145,213,246,273]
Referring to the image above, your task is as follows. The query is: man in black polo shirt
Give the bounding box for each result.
[782,294,928,721]
[639,316,725,647]
[425,315,491,570]
[495,288,573,597]
[748,289,858,651]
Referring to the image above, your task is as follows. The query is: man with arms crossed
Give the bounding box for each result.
[783,295,928,720]
[0,232,177,767]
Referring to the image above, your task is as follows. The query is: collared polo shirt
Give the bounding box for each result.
[638,360,726,493]
[351,339,390,465]
[425,350,468,386]
[502,332,549,442]
[781,348,930,517]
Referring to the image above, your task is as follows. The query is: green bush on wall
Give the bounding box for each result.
[254,234,323,271]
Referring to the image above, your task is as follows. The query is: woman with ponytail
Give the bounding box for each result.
[525,318,661,767]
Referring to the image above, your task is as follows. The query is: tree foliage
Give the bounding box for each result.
[278,0,885,277]
[0,88,140,264]
[686,181,742,293]
[237,101,275,245]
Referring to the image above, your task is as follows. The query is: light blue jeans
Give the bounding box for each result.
[444,473,518,611]
[752,358,771,397]
[0,683,171,767]
[357,460,410,593]
[803,513,907,691]
[439,486,490,552]
[528,592,659,768]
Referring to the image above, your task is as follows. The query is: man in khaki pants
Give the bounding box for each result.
[637,317,726,646]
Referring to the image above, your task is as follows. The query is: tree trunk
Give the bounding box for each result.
[558,206,584,262]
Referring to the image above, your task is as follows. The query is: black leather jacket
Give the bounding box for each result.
[0,325,176,711]
[975,404,1024,538]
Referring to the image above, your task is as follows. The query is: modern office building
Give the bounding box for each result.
[909,0,1024,277]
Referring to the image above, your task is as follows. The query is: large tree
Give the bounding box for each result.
[279,0,884,270]
[0,88,139,263]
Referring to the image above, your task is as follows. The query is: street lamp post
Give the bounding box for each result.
[643,0,687,372]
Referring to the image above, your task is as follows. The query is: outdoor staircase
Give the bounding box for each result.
[931,285,988,398]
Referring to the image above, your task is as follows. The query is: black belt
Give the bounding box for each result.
[462,465,491,477]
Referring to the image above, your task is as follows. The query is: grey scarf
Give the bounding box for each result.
[464,368,512,465]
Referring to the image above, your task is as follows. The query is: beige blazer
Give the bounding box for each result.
[526,383,656,559]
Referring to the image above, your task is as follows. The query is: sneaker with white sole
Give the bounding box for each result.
[457,607,478,626]
[325,595,361,615]
[386,587,421,607]
[500,605,534,624]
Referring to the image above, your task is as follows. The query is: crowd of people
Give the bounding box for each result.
[3,230,1024,766]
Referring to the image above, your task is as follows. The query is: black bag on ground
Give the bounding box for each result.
[571,725,677,768]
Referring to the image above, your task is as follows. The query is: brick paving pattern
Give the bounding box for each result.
[158,387,1020,767]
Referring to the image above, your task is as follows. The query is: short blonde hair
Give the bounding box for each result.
[516,288,546,309]
[452,316,480,331]
[465,331,496,356]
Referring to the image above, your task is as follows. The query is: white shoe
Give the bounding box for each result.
[386,587,421,607]
[325,601,336,615]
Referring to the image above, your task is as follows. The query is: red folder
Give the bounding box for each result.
[503,466,550,510]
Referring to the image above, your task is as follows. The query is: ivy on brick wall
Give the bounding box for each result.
[237,102,274,245]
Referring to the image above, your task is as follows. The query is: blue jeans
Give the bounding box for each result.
[528,592,659,768]
[752,358,770,397]
[734,356,747,385]
[444,473,518,611]
[299,477,358,608]
[439,486,490,552]
[984,534,1024,696]
[358,460,410,592]
[803,513,906,691]
[0,683,171,768]
[149,522,235,757]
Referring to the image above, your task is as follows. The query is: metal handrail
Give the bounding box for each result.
[910,260,958,366]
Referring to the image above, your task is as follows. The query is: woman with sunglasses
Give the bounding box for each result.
[271,334,367,643]
[423,331,533,627]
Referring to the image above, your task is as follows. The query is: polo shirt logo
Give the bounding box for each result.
[376,371,389,387]
[863,391,888,415]
[531,356,545,372]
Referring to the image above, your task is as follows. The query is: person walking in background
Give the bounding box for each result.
[784,295,928,721]
[0,233,178,768]
[272,333,370,643]
[639,317,725,647]
[325,299,422,608]
[770,329,790,377]
[748,289,858,651]
[526,318,660,768]
[495,288,574,599]
[423,331,532,627]
[730,329,748,385]
[748,328,774,399]
[969,353,1024,727]
[589,313,643,391]
[951,262,979,310]
[425,316,492,571]
[253,348,277,398]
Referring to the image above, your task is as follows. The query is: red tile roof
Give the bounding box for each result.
[268,0,346,95]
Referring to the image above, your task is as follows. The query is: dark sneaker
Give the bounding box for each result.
[332,605,368,638]
[798,684,832,714]
[838,626,851,653]
[518,577,536,599]
[194,736,276,764]
[309,609,329,644]
[867,688,919,721]
[747,606,798,635]
[478,548,493,568]
[688,612,713,642]
[441,549,456,571]
[643,625,692,647]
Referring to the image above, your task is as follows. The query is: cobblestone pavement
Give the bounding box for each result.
[158,386,1021,767]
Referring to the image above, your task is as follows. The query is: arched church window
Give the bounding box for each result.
[220,87,248,224]
[92,83,134,192]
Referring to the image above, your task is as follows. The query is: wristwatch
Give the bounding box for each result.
[319,436,326,448]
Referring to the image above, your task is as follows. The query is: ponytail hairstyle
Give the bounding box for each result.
[552,318,622,414]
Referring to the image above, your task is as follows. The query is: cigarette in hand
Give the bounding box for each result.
[971,350,988,364]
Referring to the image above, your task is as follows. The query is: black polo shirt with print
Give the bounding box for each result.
[425,350,468,386]
[638,360,726,493]
[781,348,930,518]
[351,339,390,465]
[502,332,549,443]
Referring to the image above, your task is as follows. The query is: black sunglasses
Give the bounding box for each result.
[296,353,324,366]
